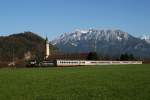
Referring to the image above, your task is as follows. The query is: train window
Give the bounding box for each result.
[81,62,85,64]
[91,62,96,63]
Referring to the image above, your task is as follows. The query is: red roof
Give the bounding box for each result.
[47,53,89,60]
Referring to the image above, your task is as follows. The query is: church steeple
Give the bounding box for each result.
[45,36,50,59]
[46,36,48,41]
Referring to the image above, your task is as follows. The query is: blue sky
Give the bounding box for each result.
[0,0,150,40]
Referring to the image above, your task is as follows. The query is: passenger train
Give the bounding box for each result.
[55,60,142,67]
[29,60,142,67]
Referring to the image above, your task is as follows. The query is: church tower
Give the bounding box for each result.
[45,36,50,59]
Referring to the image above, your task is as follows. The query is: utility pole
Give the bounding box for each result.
[94,38,96,52]
[10,47,15,67]
[89,38,96,53]
[94,35,98,52]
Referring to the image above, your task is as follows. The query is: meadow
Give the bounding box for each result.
[0,64,150,100]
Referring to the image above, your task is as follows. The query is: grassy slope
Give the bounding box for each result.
[0,65,150,100]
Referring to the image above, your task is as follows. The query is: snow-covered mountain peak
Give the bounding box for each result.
[51,29,130,45]
[141,35,150,43]
[75,29,89,34]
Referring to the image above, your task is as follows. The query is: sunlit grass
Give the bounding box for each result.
[0,64,150,100]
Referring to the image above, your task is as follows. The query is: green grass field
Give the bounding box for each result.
[0,64,150,100]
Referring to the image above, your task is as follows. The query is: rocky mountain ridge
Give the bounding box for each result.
[52,29,150,58]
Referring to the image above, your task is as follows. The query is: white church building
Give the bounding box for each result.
[45,36,50,59]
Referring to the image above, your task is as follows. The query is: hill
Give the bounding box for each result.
[0,32,55,66]
[52,29,150,59]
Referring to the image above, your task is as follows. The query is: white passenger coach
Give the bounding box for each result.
[56,60,142,66]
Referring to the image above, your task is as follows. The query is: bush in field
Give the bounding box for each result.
[86,52,99,60]
[120,53,136,61]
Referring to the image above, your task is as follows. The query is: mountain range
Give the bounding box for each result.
[52,29,150,58]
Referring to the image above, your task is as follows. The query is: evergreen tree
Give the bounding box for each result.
[120,53,135,61]
[86,52,99,60]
